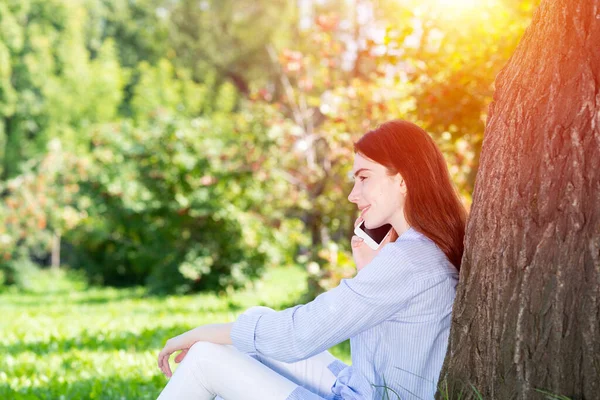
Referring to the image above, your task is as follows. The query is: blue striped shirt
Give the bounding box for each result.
[231,227,458,399]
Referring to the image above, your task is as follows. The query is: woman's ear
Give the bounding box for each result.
[396,174,408,195]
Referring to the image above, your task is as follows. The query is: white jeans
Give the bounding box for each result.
[156,306,340,400]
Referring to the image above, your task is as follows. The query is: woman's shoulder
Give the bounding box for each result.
[379,228,458,280]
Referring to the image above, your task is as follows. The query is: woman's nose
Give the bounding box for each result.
[348,186,358,203]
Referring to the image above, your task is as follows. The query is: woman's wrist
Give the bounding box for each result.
[191,323,233,346]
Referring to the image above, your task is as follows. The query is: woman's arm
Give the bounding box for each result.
[230,243,429,363]
[191,322,233,344]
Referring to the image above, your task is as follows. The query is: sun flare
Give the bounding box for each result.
[434,0,481,9]
[412,0,499,23]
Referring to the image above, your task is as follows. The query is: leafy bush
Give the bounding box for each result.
[62,102,303,293]
[0,250,39,289]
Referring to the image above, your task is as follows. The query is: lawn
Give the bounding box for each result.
[0,266,351,399]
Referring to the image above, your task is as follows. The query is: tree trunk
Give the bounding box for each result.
[438,0,600,399]
[51,231,61,269]
[1,116,14,181]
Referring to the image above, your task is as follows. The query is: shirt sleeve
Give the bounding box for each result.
[230,243,417,363]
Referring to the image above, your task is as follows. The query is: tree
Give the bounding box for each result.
[0,0,125,179]
[0,139,86,284]
[167,0,293,95]
[83,0,170,68]
[439,0,600,398]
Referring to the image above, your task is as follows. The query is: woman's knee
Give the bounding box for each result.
[180,342,235,395]
[186,341,229,361]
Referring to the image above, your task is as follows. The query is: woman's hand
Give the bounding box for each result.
[158,328,199,378]
[351,217,398,272]
[157,323,233,378]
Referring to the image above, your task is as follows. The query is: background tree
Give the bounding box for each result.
[439,0,600,398]
[167,0,293,95]
[1,0,541,295]
[0,0,125,179]
[0,139,86,285]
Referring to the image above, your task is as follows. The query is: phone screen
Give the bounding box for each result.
[359,221,392,244]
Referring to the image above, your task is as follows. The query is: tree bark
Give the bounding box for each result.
[439,0,600,399]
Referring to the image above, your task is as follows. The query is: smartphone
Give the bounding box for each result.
[354,221,393,250]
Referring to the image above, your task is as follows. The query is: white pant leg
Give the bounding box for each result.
[156,341,299,400]
[250,349,339,398]
[239,306,340,398]
[157,306,340,400]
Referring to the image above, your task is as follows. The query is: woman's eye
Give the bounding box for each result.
[359,176,367,181]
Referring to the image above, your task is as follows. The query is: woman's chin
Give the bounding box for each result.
[364,219,383,229]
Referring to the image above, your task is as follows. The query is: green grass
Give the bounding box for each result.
[0,266,351,399]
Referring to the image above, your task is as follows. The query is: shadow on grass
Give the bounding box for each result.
[72,293,146,305]
[5,290,146,307]
[1,324,195,356]
[0,374,164,400]
[5,285,305,308]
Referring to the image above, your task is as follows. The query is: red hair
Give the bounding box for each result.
[354,120,467,270]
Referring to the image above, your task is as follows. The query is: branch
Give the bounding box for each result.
[265,44,306,129]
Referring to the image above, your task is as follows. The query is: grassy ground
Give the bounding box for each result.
[0,266,351,399]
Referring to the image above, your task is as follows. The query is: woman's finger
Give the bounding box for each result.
[174,349,188,363]
[157,349,165,370]
[351,235,363,248]
[161,354,172,377]
[158,348,172,377]
[165,360,172,378]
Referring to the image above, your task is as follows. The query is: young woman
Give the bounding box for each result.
[156,119,467,400]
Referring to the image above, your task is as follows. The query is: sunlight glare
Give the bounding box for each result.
[434,0,480,9]
[412,0,498,23]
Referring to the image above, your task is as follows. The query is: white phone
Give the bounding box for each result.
[354,221,393,250]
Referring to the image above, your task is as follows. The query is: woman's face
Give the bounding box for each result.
[347,153,407,229]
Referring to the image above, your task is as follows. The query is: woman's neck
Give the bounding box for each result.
[390,213,411,239]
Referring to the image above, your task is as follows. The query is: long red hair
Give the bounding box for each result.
[354,120,467,270]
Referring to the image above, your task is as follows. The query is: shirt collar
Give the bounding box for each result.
[394,226,422,242]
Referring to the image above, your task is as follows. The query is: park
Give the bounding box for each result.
[1,0,598,399]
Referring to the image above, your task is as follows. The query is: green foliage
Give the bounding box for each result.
[0,249,39,289]
[0,0,125,179]
[167,0,294,93]
[130,59,206,119]
[1,0,538,296]
[83,0,170,68]
[61,101,307,293]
